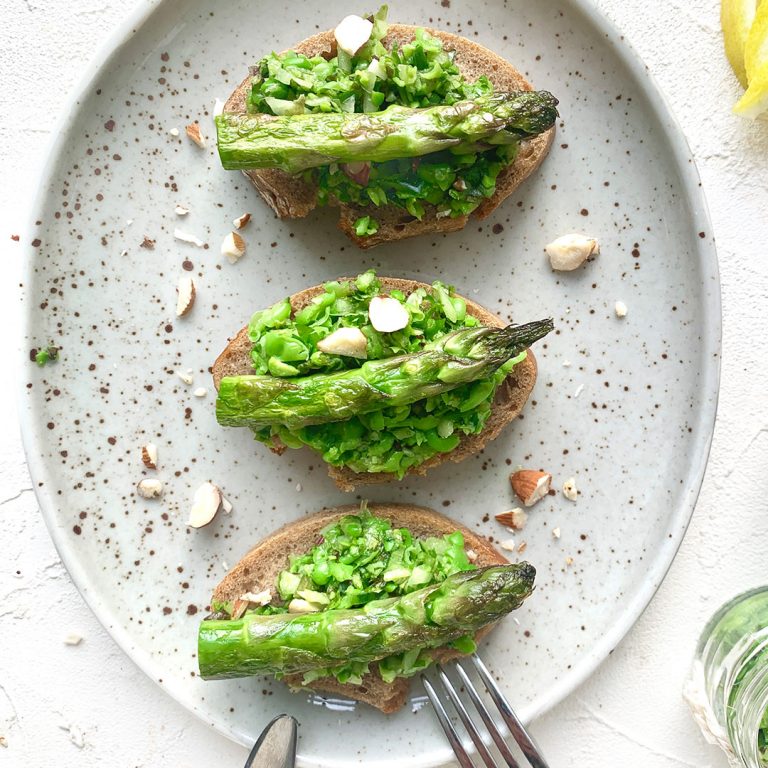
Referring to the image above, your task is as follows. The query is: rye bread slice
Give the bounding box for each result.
[211,276,538,491]
[211,502,510,713]
[222,23,555,248]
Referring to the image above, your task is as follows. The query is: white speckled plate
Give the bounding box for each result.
[19,0,720,765]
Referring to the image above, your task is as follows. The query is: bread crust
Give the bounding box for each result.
[212,503,509,713]
[211,276,538,490]
[222,23,555,248]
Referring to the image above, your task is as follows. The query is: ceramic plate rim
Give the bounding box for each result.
[18,1,721,765]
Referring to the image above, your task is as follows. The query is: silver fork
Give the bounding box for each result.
[421,654,550,768]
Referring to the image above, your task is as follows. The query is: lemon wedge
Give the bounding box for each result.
[722,0,760,87]
[734,1,768,117]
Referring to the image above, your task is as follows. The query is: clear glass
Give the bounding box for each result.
[693,586,768,767]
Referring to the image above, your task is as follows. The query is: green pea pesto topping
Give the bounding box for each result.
[246,270,525,477]
[247,6,516,231]
[213,506,478,684]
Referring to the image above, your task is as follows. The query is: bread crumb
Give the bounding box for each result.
[565,556,574,566]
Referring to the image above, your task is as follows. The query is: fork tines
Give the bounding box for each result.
[421,654,550,768]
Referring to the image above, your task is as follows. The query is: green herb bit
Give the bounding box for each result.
[34,346,59,367]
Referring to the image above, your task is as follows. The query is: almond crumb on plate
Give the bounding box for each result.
[188,482,222,528]
[137,478,163,499]
[185,122,206,148]
[499,538,516,552]
[64,633,83,646]
[174,205,190,216]
[141,443,158,469]
[175,275,196,317]
[517,541,528,553]
[221,231,246,263]
[552,527,561,539]
[174,228,205,247]
[510,469,552,507]
[233,213,251,229]
[562,477,578,501]
[177,369,194,385]
[545,233,599,271]
[615,300,628,318]
[495,508,528,530]
[193,387,207,398]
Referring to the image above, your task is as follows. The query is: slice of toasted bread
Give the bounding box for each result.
[211,277,538,491]
[212,502,509,713]
[222,23,555,248]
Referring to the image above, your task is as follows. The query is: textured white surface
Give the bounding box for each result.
[1,1,767,766]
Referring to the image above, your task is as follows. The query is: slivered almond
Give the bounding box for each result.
[173,228,205,247]
[495,508,528,530]
[510,469,552,507]
[233,213,251,229]
[174,205,190,216]
[317,327,368,358]
[369,296,409,333]
[176,276,196,317]
[288,598,320,613]
[231,599,249,620]
[185,122,206,148]
[334,14,373,56]
[240,590,271,606]
[187,482,222,528]
[141,443,158,470]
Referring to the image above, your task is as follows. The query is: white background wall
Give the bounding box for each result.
[1,0,767,765]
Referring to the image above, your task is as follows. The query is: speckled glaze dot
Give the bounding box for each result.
[19,0,719,765]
